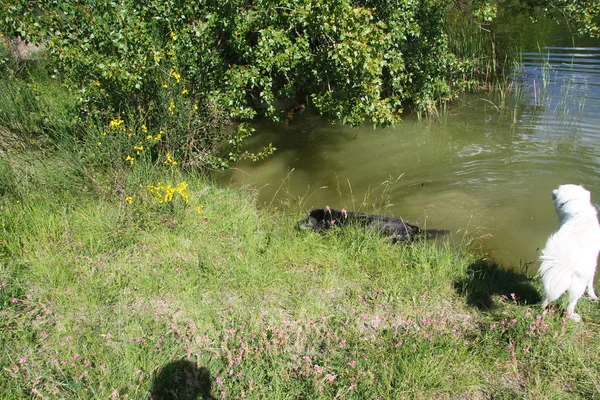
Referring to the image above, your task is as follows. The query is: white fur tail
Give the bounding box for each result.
[539,234,573,302]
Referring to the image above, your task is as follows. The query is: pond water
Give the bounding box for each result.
[218,19,600,273]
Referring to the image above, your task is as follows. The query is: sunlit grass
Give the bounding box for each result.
[2,148,600,398]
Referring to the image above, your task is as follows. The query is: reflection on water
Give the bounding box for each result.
[218,31,600,272]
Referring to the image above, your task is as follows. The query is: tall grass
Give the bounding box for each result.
[446,12,515,93]
[0,50,78,147]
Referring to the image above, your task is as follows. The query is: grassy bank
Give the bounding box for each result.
[2,146,600,399]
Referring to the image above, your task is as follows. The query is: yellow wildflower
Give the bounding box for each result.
[109,118,125,131]
[147,182,174,203]
[193,103,198,111]
[133,145,144,154]
[125,155,135,165]
[147,130,164,142]
[141,124,148,133]
[146,181,189,204]
[97,141,102,146]
[168,100,175,115]
[182,88,188,95]
[164,152,178,166]
[196,205,204,213]
[170,32,177,41]
[167,48,175,56]
[125,196,133,205]
[169,67,181,82]
[95,80,101,87]
[175,182,189,203]
[162,82,169,88]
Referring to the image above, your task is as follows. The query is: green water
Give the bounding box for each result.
[219,22,600,272]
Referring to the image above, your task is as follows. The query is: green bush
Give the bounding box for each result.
[1,0,598,168]
[0,0,468,167]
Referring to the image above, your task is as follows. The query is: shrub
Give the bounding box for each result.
[1,0,597,168]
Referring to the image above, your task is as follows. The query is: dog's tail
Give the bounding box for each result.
[539,233,573,302]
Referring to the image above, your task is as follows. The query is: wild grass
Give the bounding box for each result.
[446,12,515,93]
[0,51,78,146]
[2,145,600,399]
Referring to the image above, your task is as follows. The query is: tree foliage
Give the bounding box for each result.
[1,0,598,168]
[469,0,600,37]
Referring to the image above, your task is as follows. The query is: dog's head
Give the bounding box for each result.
[297,207,349,232]
[552,184,596,220]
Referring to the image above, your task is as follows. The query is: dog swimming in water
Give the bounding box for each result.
[297,206,448,243]
[539,184,600,322]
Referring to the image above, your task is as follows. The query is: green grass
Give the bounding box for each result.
[1,147,600,399]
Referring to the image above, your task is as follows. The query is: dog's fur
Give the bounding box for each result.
[539,184,600,322]
[297,206,447,242]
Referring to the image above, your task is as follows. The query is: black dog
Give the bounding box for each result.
[297,206,448,242]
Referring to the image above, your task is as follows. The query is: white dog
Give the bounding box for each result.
[539,184,600,322]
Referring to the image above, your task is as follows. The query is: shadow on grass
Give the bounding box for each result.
[454,258,541,310]
[150,359,213,400]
